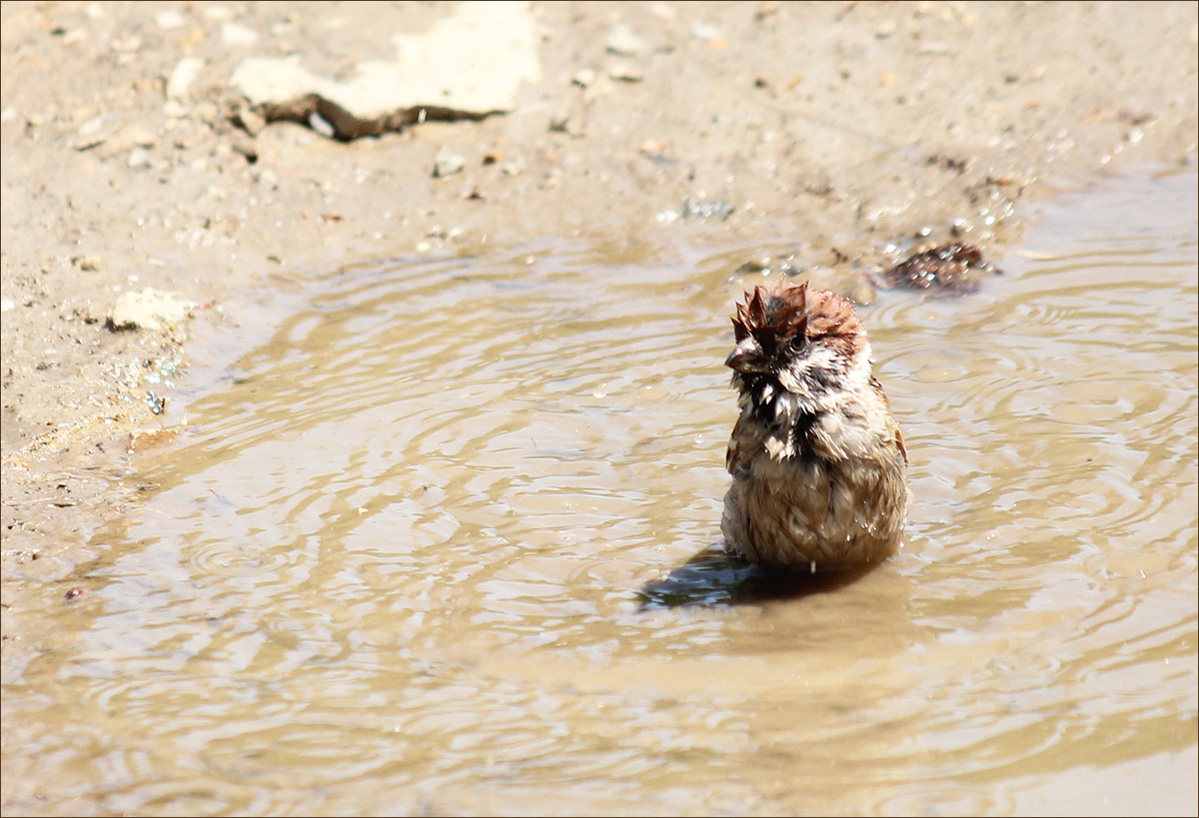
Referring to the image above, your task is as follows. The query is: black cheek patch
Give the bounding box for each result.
[793,411,821,456]
[806,366,844,391]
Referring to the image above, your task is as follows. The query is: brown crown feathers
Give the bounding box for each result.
[729,281,865,365]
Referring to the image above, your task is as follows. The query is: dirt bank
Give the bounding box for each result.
[1,0,1197,789]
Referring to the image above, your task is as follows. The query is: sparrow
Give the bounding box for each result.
[721,279,907,571]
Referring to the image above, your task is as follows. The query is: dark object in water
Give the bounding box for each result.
[881,243,1001,295]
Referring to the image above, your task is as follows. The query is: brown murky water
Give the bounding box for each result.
[5,167,1197,816]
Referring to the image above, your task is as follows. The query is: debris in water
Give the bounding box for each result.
[880,243,1001,295]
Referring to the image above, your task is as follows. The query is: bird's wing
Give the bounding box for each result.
[726,416,753,478]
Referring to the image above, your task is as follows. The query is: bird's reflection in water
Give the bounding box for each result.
[637,545,880,609]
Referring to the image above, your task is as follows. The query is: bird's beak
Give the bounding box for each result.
[725,336,769,373]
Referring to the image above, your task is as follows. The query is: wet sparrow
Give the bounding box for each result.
[721,279,907,570]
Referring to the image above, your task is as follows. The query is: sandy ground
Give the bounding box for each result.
[1,0,1196,775]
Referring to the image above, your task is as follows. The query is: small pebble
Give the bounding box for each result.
[127,147,152,168]
[220,21,260,46]
[155,9,187,29]
[166,57,205,101]
[606,61,643,82]
[606,23,647,56]
[433,147,466,178]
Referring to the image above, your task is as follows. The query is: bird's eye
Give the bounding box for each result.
[788,334,805,351]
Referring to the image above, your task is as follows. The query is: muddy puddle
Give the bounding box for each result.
[4,167,1196,815]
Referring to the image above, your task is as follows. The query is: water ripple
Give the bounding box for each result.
[5,169,1195,816]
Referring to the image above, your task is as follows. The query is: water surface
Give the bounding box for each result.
[4,167,1196,815]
